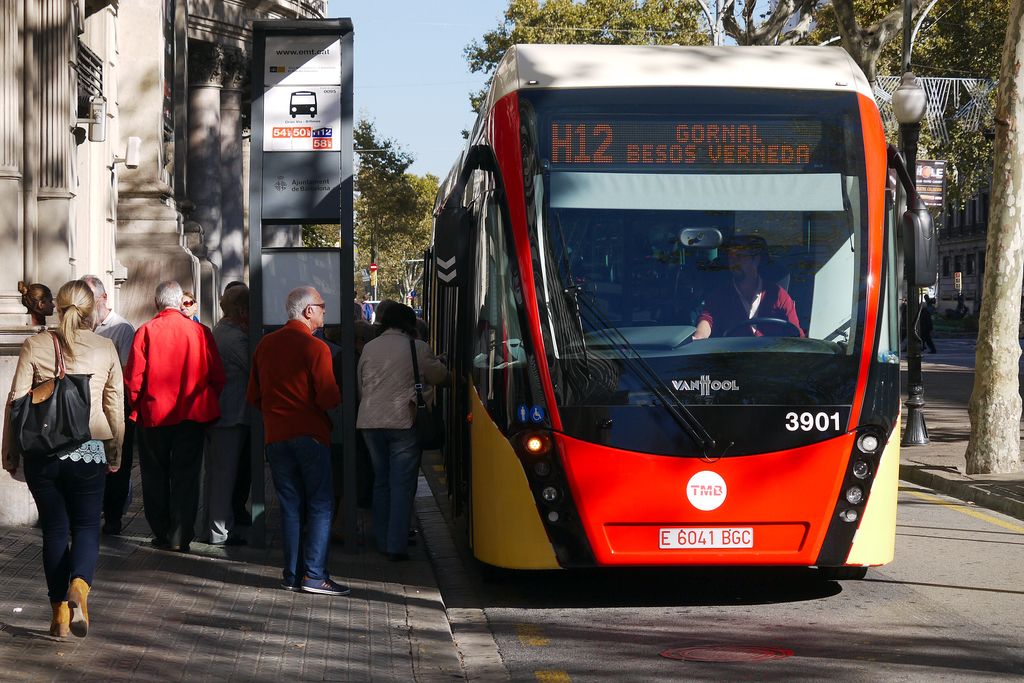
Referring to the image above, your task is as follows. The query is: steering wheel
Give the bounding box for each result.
[722,317,802,338]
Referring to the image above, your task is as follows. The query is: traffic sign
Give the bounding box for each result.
[369,263,378,272]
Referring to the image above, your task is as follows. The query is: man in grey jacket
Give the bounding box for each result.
[81,274,135,536]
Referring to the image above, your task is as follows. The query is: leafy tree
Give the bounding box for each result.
[814,1,1008,205]
[966,0,1024,475]
[354,118,419,295]
[714,0,820,46]
[464,0,707,111]
[812,0,931,85]
[302,223,339,248]
[372,173,439,303]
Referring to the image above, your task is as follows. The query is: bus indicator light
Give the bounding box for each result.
[686,471,727,511]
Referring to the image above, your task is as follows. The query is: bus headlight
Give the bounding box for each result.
[857,433,880,453]
[840,509,859,523]
[852,459,871,479]
[845,486,864,505]
[533,461,551,477]
[541,486,559,503]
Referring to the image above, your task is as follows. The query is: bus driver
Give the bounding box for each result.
[692,234,804,339]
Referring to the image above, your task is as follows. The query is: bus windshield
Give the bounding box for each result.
[518,87,870,456]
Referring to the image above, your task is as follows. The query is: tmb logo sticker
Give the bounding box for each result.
[686,471,727,511]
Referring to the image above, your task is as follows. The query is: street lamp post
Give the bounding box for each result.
[894,1,930,445]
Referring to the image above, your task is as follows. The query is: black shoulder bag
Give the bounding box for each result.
[9,332,92,456]
[409,338,444,450]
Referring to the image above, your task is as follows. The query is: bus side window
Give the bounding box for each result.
[471,185,529,429]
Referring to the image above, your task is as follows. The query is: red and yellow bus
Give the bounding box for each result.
[426,45,934,578]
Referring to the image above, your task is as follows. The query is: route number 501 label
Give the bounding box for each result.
[785,411,841,432]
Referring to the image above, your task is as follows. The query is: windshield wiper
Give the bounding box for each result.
[551,211,591,375]
[573,288,719,456]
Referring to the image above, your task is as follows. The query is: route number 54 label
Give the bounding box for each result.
[785,411,841,432]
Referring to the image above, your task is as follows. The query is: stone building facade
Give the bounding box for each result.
[0,0,326,525]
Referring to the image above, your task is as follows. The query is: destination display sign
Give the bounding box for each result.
[548,119,829,170]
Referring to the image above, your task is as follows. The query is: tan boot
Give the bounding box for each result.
[48,601,70,638]
[67,578,90,638]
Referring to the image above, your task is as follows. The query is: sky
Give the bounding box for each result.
[327,1,508,179]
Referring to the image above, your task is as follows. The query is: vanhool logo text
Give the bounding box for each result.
[671,375,739,397]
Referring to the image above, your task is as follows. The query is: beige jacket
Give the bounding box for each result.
[3,330,125,471]
[357,329,447,429]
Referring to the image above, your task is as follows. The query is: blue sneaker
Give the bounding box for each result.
[300,576,351,596]
[281,580,302,592]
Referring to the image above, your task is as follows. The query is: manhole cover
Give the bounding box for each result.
[660,645,794,663]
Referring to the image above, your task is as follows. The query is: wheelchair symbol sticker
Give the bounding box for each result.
[530,406,545,424]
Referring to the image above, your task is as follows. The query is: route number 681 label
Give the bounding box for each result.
[785,411,841,432]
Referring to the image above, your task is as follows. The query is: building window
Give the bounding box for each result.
[966,254,975,275]
[76,41,103,119]
[954,255,962,273]
[942,256,950,277]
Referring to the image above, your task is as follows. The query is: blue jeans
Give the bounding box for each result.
[361,428,421,554]
[23,456,106,601]
[265,436,334,584]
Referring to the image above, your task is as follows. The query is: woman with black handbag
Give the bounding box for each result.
[2,280,124,638]
[357,302,446,561]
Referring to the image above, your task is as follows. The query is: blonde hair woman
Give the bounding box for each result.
[2,280,124,638]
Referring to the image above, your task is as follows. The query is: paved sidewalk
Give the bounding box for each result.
[0,472,464,682]
[898,339,1024,522]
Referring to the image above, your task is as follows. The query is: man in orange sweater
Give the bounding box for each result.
[247,286,348,596]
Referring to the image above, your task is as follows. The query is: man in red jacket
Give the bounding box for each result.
[247,285,348,597]
[126,280,225,552]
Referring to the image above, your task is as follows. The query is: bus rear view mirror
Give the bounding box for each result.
[434,204,472,287]
[903,205,937,287]
[679,228,723,249]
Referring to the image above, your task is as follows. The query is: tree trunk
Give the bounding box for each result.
[965,0,1024,475]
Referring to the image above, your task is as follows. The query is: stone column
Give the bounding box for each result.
[186,40,223,319]
[0,0,25,320]
[219,49,247,287]
[35,0,74,289]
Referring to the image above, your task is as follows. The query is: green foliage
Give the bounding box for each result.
[353,118,439,301]
[302,223,339,248]
[814,0,1008,207]
[464,0,707,111]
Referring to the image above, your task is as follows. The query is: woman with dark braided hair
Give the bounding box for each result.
[18,281,54,328]
[3,280,124,638]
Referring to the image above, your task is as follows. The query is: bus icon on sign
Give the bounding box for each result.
[289,91,317,118]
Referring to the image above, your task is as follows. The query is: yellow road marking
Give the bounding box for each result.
[516,624,549,646]
[534,671,570,683]
[907,490,1024,533]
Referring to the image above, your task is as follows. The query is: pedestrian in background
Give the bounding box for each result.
[247,286,349,596]
[201,284,251,545]
[2,280,124,638]
[81,274,136,536]
[181,290,200,322]
[126,280,225,553]
[18,281,54,329]
[920,296,937,354]
[357,302,446,561]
